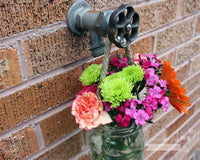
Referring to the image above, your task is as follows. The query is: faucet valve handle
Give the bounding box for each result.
[108,4,139,48]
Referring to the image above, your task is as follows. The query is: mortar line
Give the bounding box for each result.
[33,123,45,150]
[136,12,200,43]
[0,21,67,47]
[145,108,200,160]
[1,33,199,98]
[25,128,82,160]
[70,148,90,160]
[159,118,200,160]
[0,55,92,98]
[0,99,73,140]
[194,15,199,35]
[16,40,29,80]
[145,96,200,145]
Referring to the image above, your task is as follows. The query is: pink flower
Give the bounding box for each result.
[145,95,158,110]
[133,109,149,126]
[158,79,167,90]
[159,96,170,112]
[71,92,112,130]
[116,114,131,127]
[148,86,162,99]
[133,54,147,64]
[146,74,159,86]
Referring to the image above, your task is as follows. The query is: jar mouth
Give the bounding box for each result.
[94,124,142,138]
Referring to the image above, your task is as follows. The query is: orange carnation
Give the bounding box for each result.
[71,92,112,130]
[161,61,191,114]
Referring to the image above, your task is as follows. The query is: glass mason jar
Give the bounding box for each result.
[89,124,145,160]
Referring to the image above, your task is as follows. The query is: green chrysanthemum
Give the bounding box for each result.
[99,77,134,108]
[80,64,102,86]
[121,65,145,84]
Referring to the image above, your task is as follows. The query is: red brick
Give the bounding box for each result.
[0,0,94,38]
[196,16,200,33]
[189,86,200,103]
[176,63,189,82]
[0,0,71,38]
[155,18,195,53]
[77,151,91,160]
[166,106,195,137]
[130,36,152,55]
[162,150,178,160]
[84,57,103,69]
[0,47,22,90]
[159,52,175,66]
[175,37,200,66]
[136,0,177,34]
[0,67,82,133]
[40,107,78,146]
[182,72,200,94]
[189,55,200,76]
[0,127,39,159]
[110,36,152,59]
[35,131,84,160]
[144,108,180,141]
[23,28,91,76]
[94,0,176,33]
[147,133,178,160]
[186,142,200,160]
[181,0,200,16]
[178,110,200,139]
[146,150,166,160]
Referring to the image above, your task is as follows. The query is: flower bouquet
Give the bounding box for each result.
[71,52,191,160]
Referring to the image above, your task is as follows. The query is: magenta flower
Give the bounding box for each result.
[141,60,151,69]
[111,57,120,66]
[122,57,128,63]
[134,109,149,126]
[116,114,131,127]
[102,102,112,111]
[119,63,125,69]
[125,102,137,118]
[117,101,130,113]
[145,105,153,119]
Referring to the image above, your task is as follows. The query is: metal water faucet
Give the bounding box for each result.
[67,0,139,57]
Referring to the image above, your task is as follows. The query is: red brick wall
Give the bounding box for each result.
[0,0,200,159]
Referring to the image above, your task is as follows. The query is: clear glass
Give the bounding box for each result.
[89,124,145,160]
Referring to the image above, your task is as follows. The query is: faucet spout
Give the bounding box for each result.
[89,30,105,57]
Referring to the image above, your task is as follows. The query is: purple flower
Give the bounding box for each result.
[134,109,149,126]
